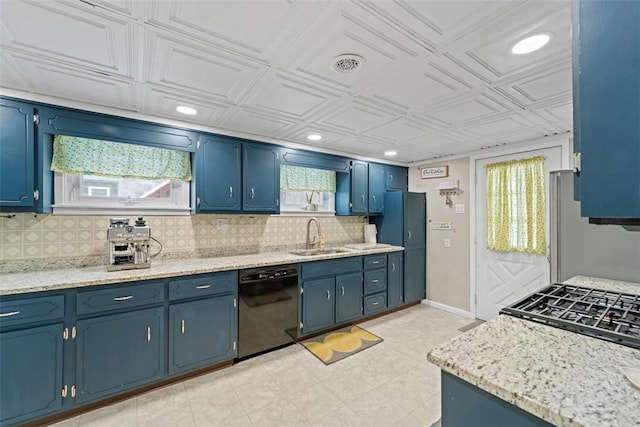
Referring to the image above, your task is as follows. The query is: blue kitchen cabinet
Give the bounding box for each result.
[363,254,387,315]
[335,272,363,324]
[242,142,280,212]
[385,165,408,191]
[0,323,64,425]
[281,148,350,172]
[572,0,640,219]
[75,307,165,404]
[169,295,237,375]
[368,163,385,214]
[373,192,427,303]
[301,277,335,334]
[387,251,404,308]
[197,134,241,211]
[168,271,238,375]
[0,98,36,211]
[0,294,65,425]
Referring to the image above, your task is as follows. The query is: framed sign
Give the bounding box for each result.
[421,165,448,179]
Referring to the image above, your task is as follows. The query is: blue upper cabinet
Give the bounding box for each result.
[242,142,280,212]
[385,165,408,191]
[197,134,241,212]
[38,106,199,152]
[368,163,385,215]
[336,161,390,215]
[0,99,36,211]
[281,148,350,172]
[573,0,640,219]
[350,161,369,214]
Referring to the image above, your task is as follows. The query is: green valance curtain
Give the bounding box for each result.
[280,165,336,192]
[50,135,192,181]
[486,156,546,254]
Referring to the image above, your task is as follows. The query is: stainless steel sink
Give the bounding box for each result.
[288,248,350,257]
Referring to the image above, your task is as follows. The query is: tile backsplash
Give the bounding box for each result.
[1,213,367,271]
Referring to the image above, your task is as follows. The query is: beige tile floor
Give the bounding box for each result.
[50,305,471,427]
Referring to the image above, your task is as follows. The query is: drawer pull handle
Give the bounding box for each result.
[113,295,133,301]
[372,261,380,264]
[326,290,331,300]
[147,326,151,342]
[196,285,211,290]
[181,320,185,334]
[341,286,345,296]
[372,301,380,306]
[372,279,379,283]
[0,311,20,318]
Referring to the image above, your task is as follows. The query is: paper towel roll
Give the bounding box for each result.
[364,224,377,244]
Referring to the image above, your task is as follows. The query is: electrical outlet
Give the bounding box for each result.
[444,238,451,248]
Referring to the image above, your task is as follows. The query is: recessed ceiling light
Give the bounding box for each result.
[176,105,197,115]
[307,134,322,141]
[384,150,397,157]
[511,34,550,54]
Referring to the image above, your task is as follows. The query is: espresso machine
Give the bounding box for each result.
[107,217,151,271]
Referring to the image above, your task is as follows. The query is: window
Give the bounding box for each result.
[486,156,546,254]
[280,165,336,214]
[51,135,191,215]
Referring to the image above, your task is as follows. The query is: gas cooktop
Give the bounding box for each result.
[501,283,640,350]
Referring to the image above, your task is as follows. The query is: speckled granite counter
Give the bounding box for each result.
[427,276,640,427]
[0,244,402,295]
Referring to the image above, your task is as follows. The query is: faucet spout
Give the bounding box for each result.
[306,217,322,249]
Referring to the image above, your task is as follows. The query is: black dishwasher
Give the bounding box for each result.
[237,264,299,359]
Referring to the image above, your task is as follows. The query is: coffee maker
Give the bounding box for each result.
[107,217,151,271]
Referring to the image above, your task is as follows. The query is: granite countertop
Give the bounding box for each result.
[427,276,640,427]
[0,244,403,295]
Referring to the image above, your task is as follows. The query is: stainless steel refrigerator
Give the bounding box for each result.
[551,170,640,283]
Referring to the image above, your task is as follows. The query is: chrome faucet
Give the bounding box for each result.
[306,217,322,249]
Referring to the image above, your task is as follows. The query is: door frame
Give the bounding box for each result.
[468,136,571,319]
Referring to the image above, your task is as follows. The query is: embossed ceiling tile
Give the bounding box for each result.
[280,127,351,147]
[317,100,400,134]
[442,2,571,83]
[463,114,535,137]
[141,86,231,126]
[92,0,138,17]
[8,54,139,111]
[364,117,432,142]
[423,93,509,126]
[0,1,134,77]
[148,0,323,62]
[540,103,573,130]
[146,32,265,103]
[220,107,298,138]
[504,66,572,104]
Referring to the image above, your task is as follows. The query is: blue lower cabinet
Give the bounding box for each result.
[169,295,237,375]
[404,247,426,303]
[335,273,363,324]
[0,323,64,425]
[301,277,335,335]
[387,252,404,308]
[363,293,387,315]
[75,307,164,404]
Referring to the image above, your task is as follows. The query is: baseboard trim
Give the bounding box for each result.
[421,299,474,319]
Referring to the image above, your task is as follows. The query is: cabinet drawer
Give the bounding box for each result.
[364,270,387,295]
[363,293,387,315]
[169,271,237,301]
[77,281,165,316]
[301,257,362,279]
[364,254,387,270]
[0,295,64,328]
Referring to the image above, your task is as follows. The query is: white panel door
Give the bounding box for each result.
[475,147,562,320]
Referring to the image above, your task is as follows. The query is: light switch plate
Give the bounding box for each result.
[455,204,465,214]
[444,238,451,248]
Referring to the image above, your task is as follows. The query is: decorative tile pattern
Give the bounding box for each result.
[0,213,367,269]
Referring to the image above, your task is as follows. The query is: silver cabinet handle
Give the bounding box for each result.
[147,326,151,342]
[114,295,133,301]
[326,290,331,300]
[196,285,211,290]
[389,174,393,182]
[372,261,380,264]
[0,311,20,318]
[372,279,379,283]
[341,286,345,296]
[372,195,376,203]
[408,231,412,239]
[251,188,255,199]
[361,195,365,203]
[181,320,185,335]
[372,301,380,306]
[392,263,396,272]
[229,186,233,198]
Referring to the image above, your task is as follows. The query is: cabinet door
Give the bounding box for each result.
[243,143,280,212]
[386,165,408,191]
[368,163,385,215]
[387,252,404,308]
[169,295,237,375]
[405,192,426,248]
[301,277,335,334]
[198,135,241,211]
[350,161,368,214]
[335,273,362,324]
[0,323,63,425]
[75,307,164,404]
[404,247,426,303]
[0,99,35,210]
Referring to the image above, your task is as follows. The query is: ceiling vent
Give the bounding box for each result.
[332,54,366,73]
